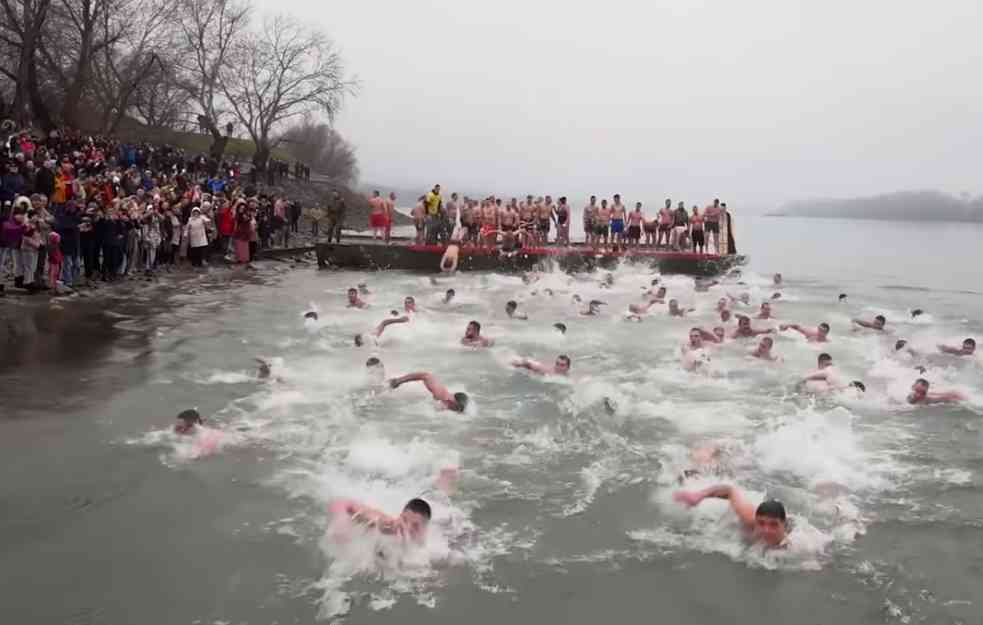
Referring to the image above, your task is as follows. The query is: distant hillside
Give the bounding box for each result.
[770,190,983,222]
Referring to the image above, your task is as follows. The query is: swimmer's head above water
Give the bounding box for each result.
[444,289,455,303]
[818,353,833,369]
[850,380,866,393]
[895,339,908,351]
[404,296,416,313]
[838,294,847,302]
[174,408,203,435]
[304,311,318,321]
[911,308,924,318]
[754,499,788,547]
[555,355,571,374]
[553,322,567,335]
[400,498,432,543]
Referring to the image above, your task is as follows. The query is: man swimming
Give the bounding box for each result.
[553,322,567,335]
[505,300,528,320]
[780,322,831,343]
[347,287,368,308]
[512,354,571,376]
[629,288,668,315]
[304,311,319,321]
[354,316,410,346]
[444,289,455,304]
[800,353,842,393]
[852,315,886,331]
[907,378,966,404]
[668,299,694,317]
[580,300,606,316]
[719,308,733,324]
[757,302,775,320]
[938,338,976,356]
[461,321,494,347]
[731,315,775,339]
[404,296,417,314]
[388,372,469,412]
[681,328,710,371]
[673,485,789,549]
[327,497,433,546]
[749,336,779,361]
[174,408,204,435]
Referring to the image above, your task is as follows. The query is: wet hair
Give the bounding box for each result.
[403,498,432,520]
[557,354,571,368]
[771,292,781,300]
[390,310,400,317]
[755,499,787,522]
[850,381,866,392]
[365,357,381,367]
[911,309,924,318]
[506,300,517,310]
[964,338,976,347]
[589,299,605,308]
[176,408,202,424]
[651,278,660,286]
[818,353,833,365]
[468,320,481,332]
[354,334,364,347]
[304,311,318,320]
[895,339,908,351]
[603,397,617,415]
[553,322,567,334]
[761,336,774,346]
[838,294,847,301]
[914,377,930,388]
[347,287,357,294]
[874,315,886,325]
[819,322,830,332]
[451,392,469,412]
[446,289,455,297]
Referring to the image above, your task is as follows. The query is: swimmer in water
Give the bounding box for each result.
[365,357,387,386]
[174,408,204,435]
[668,299,695,317]
[756,302,775,320]
[505,300,528,320]
[780,321,830,343]
[773,273,783,287]
[716,298,729,313]
[907,378,966,405]
[694,278,720,293]
[629,288,668,315]
[938,338,975,356]
[719,308,733,324]
[553,322,567,335]
[838,294,848,303]
[852,314,886,331]
[404,296,417,314]
[681,328,710,371]
[354,316,411,346]
[732,315,775,339]
[727,292,751,306]
[347,287,368,309]
[894,339,918,357]
[580,300,606,316]
[461,320,494,347]
[910,308,924,319]
[388,372,469,412]
[678,443,735,481]
[673,486,789,549]
[694,327,724,344]
[799,353,842,392]
[444,289,455,304]
[328,497,433,546]
[304,311,318,321]
[512,354,571,376]
[771,292,782,300]
[749,336,779,361]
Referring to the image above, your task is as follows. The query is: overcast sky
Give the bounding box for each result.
[256,0,983,212]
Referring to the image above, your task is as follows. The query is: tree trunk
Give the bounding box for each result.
[252,145,270,174]
[27,54,55,131]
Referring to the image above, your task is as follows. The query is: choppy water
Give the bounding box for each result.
[1,217,982,625]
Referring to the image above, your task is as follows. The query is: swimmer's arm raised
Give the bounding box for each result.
[389,372,452,402]
[374,316,410,337]
[926,391,967,403]
[512,358,548,374]
[937,344,963,355]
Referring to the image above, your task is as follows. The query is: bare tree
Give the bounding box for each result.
[173,0,250,158]
[279,121,358,184]
[222,14,355,172]
[130,62,188,129]
[0,0,53,128]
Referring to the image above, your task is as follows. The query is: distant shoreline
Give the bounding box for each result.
[763,213,983,225]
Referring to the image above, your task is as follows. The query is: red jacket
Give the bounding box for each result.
[218,208,235,236]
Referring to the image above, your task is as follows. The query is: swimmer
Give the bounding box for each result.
[304,311,319,321]
[938,338,975,356]
[354,316,411,346]
[719,308,733,324]
[727,292,751,306]
[444,289,455,304]
[347,287,368,309]
[838,294,848,302]
[780,321,830,343]
[732,315,775,339]
[174,408,204,435]
[911,308,925,318]
[757,302,775,320]
[512,354,571,376]
[553,322,567,335]
[461,320,494,347]
[388,372,469,412]
[694,327,724,344]
[800,353,841,392]
[894,339,918,356]
[849,381,866,394]
[681,328,710,371]
[365,357,386,385]
[327,497,433,545]
[641,286,668,302]
[694,278,720,293]
[440,241,460,272]
[852,315,886,331]
[358,283,370,295]
[255,358,272,379]
[771,292,782,300]
[749,336,779,361]
[907,378,966,404]
[668,299,695,317]
[716,298,729,313]
[773,273,783,287]
[673,486,789,549]
[404,296,417,314]
[678,443,734,481]
[629,291,667,316]
[505,300,528,320]
[580,300,606,316]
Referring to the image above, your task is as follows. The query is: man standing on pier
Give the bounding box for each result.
[325,191,346,244]
[425,184,443,245]
[704,198,721,254]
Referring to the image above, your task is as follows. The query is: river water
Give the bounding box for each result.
[1,216,981,625]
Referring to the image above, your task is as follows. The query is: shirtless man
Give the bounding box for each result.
[749,336,779,361]
[681,327,711,371]
[757,302,775,320]
[368,190,385,240]
[852,315,886,331]
[689,206,706,253]
[627,202,644,249]
[800,353,840,392]
[384,192,396,244]
[673,486,789,549]
[555,196,570,246]
[781,321,831,343]
[628,287,668,315]
[412,195,426,244]
[907,378,967,404]
[580,299,606,316]
[444,289,455,304]
[537,196,554,244]
[609,194,627,248]
[642,205,658,247]
[353,315,410,346]
[505,300,528,320]
[403,296,417,314]
[732,315,775,339]
[461,320,494,347]
[480,200,498,246]
[512,354,571,375]
[703,198,722,254]
[719,308,733,324]
[694,327,724,344]
[446,192,460,228]
[518,199,535,246]
[594,199,611,251]
[668,299,694,317]
[671,201,689,250]
[327,497,433,546]
[174,408,204,435]
[347,287,368,308]
[938,338,976,356]
[460,200,475,242]
[583,196,597,246]
[657,199,673,247]
[388,371,469,412]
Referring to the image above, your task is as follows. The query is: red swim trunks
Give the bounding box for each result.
[369,213,387,228]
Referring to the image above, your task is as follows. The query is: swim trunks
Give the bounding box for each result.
[415,221,424,232]
[705,221,719,233]
[659,223,671,232]
[595,224,609,237]
[692,230,705,247]
[643,223,656,233]
[628,225,641,240]
[610,219,625,235]
[369,213,386,228]
[539,218,551,233]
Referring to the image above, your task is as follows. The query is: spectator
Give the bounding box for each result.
[185,207,211,267]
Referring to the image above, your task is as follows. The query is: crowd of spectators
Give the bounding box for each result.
[0,127,324,295]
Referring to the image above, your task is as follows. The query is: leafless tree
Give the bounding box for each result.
[279,121,358,184]
[222,14,355,172]
[173,0,250,158]
[0,0,54,128]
